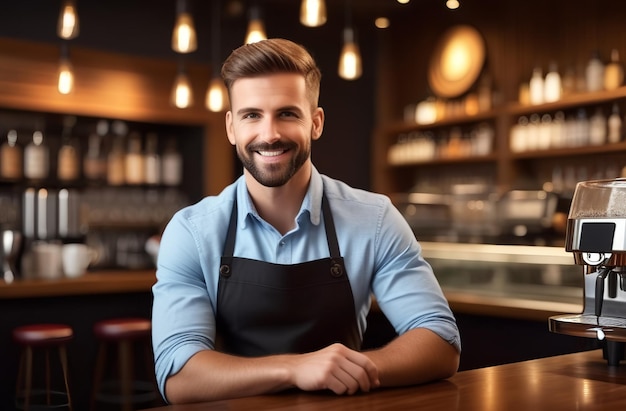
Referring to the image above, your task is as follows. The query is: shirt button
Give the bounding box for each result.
[279,241,286,247]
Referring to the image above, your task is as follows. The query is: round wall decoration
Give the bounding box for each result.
[428,25,486,98]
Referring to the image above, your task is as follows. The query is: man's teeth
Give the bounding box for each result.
[258,150,283,157]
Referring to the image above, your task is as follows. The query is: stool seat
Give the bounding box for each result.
[13,323,74,410]
[94,317,151,340]
[13,324,74,346]
[91,317,159,410]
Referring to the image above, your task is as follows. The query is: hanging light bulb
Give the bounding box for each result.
[58,43,74,94]
[171,63,193,108]
[172,0,198,53]
[300,0,327,27]
[245,5,267,44]
[338,27,362,80]
[338,1,362,80]
[206,76,229,112]
[206,0,228,112]
[446,0,460,9]
[57,0,79,40]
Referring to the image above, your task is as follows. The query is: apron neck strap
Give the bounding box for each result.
[223,190,341,259]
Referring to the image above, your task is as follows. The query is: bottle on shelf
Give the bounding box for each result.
[586,51,605,92]
[589,107,607,145]
[561,65,576,96]
[124,131,145,185]
[608,103,623,143]
[107,120,127,186]
[604,49,624,91]
[543,62,562,103]
[0,129,23,180]
[573,109,590,147]
[550,111,566,148]
[83,120,108,182]
[529,66,544,105]
[24,129,49,180]
[57,115,80,182]
[161,138,183,186]
[143,132,161,185]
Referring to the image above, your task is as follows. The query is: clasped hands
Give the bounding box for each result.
[285,343,380,395]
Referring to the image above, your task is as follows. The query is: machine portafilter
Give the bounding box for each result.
[550,178,626,365]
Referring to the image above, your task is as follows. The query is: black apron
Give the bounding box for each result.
[216,193,361,357]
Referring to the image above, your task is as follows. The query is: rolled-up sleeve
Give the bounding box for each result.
[152,206,219,400]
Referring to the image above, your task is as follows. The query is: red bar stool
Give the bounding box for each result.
[91,317,159,411]
[12,323,74,410]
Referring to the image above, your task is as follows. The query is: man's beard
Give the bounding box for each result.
[237,138,311,187]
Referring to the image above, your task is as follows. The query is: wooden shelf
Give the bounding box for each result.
[389,153,498,167]
[511,141,626,159]
[506,86,626,117]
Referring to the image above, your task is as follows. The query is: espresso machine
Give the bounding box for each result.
[550,178,626,365]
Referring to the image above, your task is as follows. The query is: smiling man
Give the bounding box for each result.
[151,38,461,404]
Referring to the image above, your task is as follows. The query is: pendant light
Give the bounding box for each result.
[338,1,362,80]
[57,0,79,40]
[206,77,228,112]
[300,0,327,27]
[172,0,198,53]
[205,0,228,112]
[446,0,460,9]
[58,42,74,95]
[171,61,193,108]
[245,4,267,44]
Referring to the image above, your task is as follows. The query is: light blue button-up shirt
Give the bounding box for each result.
[152,167,460,397]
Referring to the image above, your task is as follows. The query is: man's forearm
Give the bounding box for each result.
[363,328,460,387]
[165,350,293,403]
[165,343,380,403]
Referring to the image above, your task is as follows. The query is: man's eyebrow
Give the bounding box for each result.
[235,106,304,116]
[235,107,260,116]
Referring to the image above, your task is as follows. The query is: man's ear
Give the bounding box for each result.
[225,111,236,145]
[312,107,324,141]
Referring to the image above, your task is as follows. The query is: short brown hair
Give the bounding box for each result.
[221,38,322,107]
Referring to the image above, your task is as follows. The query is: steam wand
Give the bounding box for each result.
[595,266,613,322]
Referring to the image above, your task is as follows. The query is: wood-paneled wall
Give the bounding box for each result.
[0,37,233,196]
[378,0,626,124]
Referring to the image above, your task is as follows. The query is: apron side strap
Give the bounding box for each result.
[222,199,238,259]
[321,194,341,259]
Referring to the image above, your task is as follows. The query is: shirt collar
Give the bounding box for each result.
[236,166,324,229]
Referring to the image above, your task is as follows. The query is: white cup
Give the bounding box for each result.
[32,242,63,280]
[62,243,95,278]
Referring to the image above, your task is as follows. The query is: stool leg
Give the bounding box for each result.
[119,340,133,411]
[45,348,51,405]
[91,343,107,411]
[59,345,73,411]
[24,346,33,411]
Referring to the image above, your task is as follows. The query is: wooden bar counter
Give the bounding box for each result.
[0,270,157,299]
[141,349,625,411]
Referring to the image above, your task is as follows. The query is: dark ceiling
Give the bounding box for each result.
[0,0,417,65]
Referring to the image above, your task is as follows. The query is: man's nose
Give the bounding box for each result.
[258,117,281,142]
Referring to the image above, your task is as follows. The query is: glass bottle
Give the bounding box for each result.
[604,49,624,90]
[608,104,623,143]
[143,132,161,185]
[83,120,108,182]
[543,62,562,103]
[124,131,144,185]
[529,66,544,105]
[0,129,22,179]
[24,130,49,180]
[107,120,127,186]
[586,51,605,92]
[161,138,183,186]
[589,107,607,145]
[57,115,80,181]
